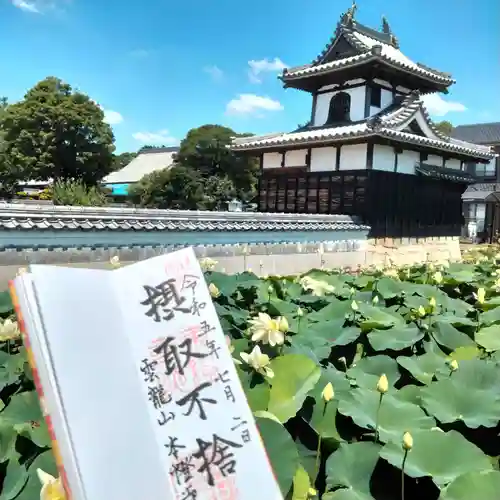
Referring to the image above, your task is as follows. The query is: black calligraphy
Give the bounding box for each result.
[176,382,217,420]
[193,434,243,487]
[141,279,191,322]
[153,337,209,376]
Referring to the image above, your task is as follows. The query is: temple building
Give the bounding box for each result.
[231,4,496,238]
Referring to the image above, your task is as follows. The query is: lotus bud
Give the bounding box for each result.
[268,285,274,294]
[321,382,335,402]
[429,297,437,311]
[277,316,289,333]
[297,307,304,317]
[417,305,426,317]
[448,359,458,372]
[476,287,486,304]
[351,300,359,311]
[402,431,413,451]
[432,271,443,284]
[372,295,379,305]
[208,283,220,298]
[376,374,389,394]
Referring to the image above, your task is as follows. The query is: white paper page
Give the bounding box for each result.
[13,273,85,499]
[29,265,171,500]
[113,247,283,500]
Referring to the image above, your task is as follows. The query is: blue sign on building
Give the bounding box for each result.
[105,184,130,196]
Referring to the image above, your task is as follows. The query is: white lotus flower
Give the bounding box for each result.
[240,345,274,378]
[200,257,218,272]
[248,312,287,346]
[37,469,66,500]
[299,276,335,296]
[0,319,21,341]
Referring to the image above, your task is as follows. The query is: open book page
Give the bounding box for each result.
[111,247,283,500]
[11,272,83,498]
[26,265,171,500]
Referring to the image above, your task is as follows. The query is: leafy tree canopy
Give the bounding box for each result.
[0,77,115,187]
[111,151,137,172]
[131,124,258,210]
[435,120,454,137]
[175,124,258,201]
[128,165,205,210]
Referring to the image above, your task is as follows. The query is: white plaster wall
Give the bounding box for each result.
[310,147,337,172]
[314,86,366,126]
[427,154,443,167]
[263,152,282,169]
[284,149,307,167]
[446,158,461,170]
[340,144,367,170]
[373,145,395,172]
[397,150,419,175]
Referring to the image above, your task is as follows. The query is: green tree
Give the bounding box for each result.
[0,77,115,186]
[435,120,453,136]
[111,151,137,172]
[175,124,258,202]
[128,165,204,210]
[51,179,109,206]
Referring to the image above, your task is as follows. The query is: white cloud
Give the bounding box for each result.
[204,65,224,82]
[226,94,283,116]
[422,93,467,117]
[12,0,40,12]
[103,110,123,125]
[248,57,287,83]
[132,129,178,145]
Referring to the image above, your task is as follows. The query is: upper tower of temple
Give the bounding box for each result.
[280,2,454,97]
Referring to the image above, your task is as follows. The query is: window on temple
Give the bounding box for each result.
[474,160,496,178]
[326,92,351,124]
[370,86,382,107]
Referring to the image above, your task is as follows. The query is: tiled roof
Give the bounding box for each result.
[231,94,494,160]
[415,163,475,183]
[451,123,500,146]
[282,19,453,86]
[0,203,370,232]
[283,35,453,85]
[231,123,370,149]
[103,147,179,184]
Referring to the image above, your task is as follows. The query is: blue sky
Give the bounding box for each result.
[1,0,499,153]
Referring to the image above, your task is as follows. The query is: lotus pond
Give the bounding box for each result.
[1,248,500,499]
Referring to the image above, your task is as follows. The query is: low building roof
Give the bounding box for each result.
[103,147,179,185]
[451,123,500,146]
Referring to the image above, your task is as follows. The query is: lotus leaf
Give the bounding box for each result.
[380,429,493,487]
[338,388,435,443]
[325,442,380,499]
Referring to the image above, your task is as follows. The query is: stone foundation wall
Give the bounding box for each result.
[0,237,461,288]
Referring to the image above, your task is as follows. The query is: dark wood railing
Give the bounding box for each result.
[258,169,465,238]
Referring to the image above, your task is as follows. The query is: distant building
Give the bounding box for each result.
[452,123,500,241]
[103,146,179,196]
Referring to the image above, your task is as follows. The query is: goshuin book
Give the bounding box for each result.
[10,248,283,500]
